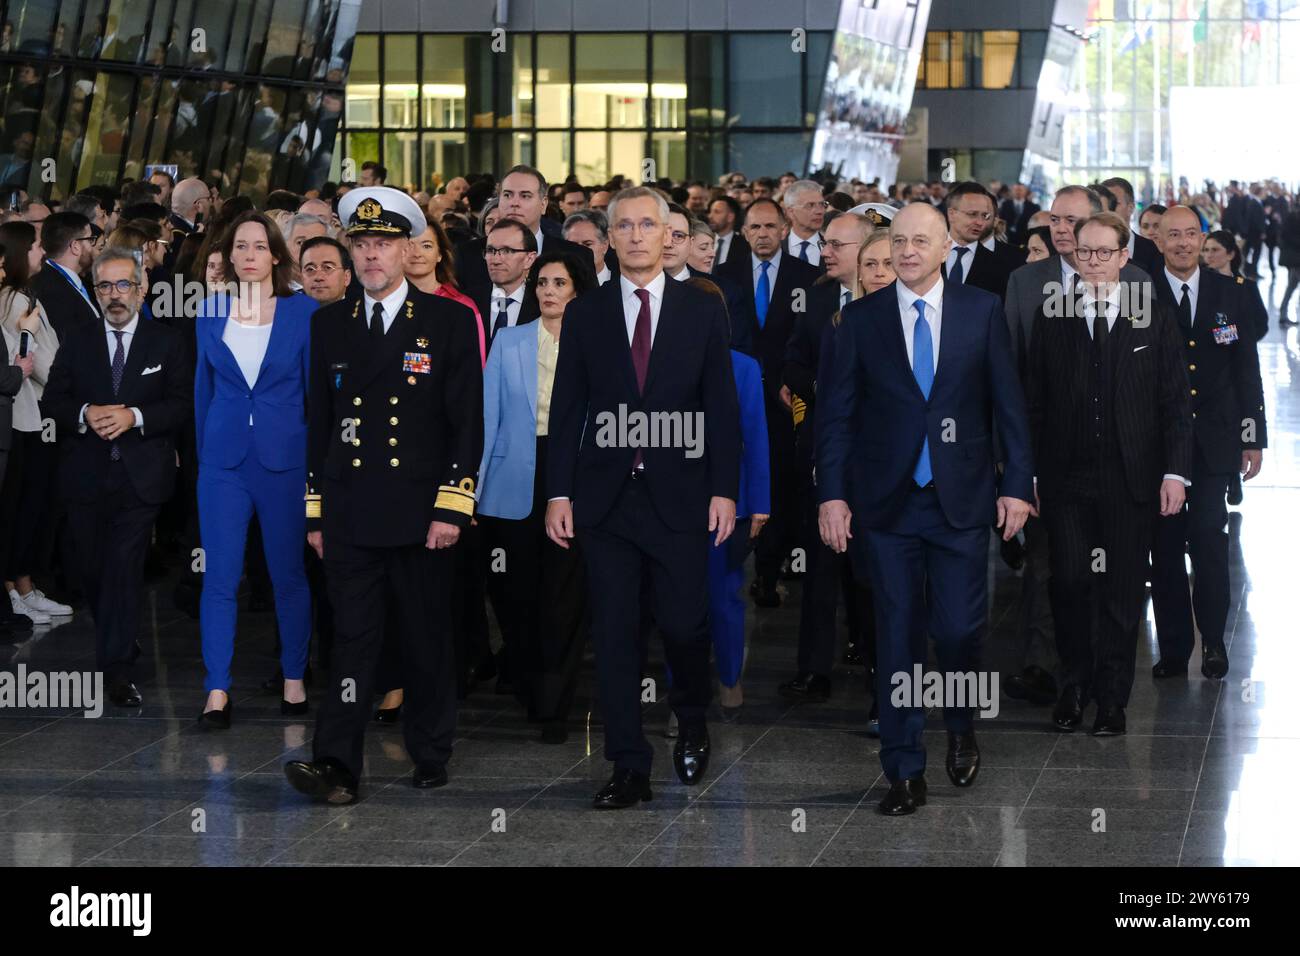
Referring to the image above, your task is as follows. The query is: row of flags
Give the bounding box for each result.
[1089,0,1298,55]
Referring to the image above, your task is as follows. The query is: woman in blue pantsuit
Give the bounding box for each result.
[685,277,769,715]
[194,212,314,728]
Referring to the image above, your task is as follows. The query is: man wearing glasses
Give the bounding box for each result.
[783,180,828,270]
[474,218,539,353]
[31,211,100,341]
[42,246,191,709]
[1025,211,1191,737]
[298,236,354,306]
[942,181,1016,301]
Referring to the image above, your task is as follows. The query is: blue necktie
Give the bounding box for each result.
[911,300,934,487]
[949,246,968,284]
[799,240,810,262]
[755,260,771,328]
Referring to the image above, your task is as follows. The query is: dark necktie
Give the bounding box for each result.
[631,289,652,470]
[755,260,771,328]
[841,289,851,309]
[110,329,125,461]
[492,298,510,340]
[798,240,811,262]
[1092,305,1109,350]
[950,246,969,283]
[370,301,385,343]
[1177,282,1193,332]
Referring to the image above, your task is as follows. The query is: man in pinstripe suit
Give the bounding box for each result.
[1026,212,1193,737]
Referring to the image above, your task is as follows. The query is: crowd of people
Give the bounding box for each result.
[0,159,1287,814]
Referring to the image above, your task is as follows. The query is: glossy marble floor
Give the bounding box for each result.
[3,262,1299,868]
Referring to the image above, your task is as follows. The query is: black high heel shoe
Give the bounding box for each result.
[198,695,232,730]
[374,703,401,724]
[281,698,309,716]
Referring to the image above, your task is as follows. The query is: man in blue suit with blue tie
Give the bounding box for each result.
[816,203,1035,815]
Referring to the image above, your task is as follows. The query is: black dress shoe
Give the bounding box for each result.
[842,642,863,666]
[1004,665,1057,706]
[284,758,358,804]
[261,665,314,693]
[1091,705,1126,736]
[1152,658,1189,679]
[1052,685,1084,732]
[1226,475,1244,506]
[412,762,448,789]
[280,698,309,716]
[778,673,830,702]
[1202,643,1229,680]
[673,724,711,785]
[878,777,927,816]
[750,578,781,608]
[593,768,652,809]
[108,679,142,708]
[540,721,568,744]
[0,612,33,633]
[373,703,401,724]
[945,732,980,787]
[198,697,232,729]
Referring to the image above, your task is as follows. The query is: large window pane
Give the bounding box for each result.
[575,34,646,129]
[464,35,495,128]
[652,34,686,128]
[979,31,1019,89]
[727,132,810,179]
[804,32,832,125]
[650,131,685,181]
[383,131,419,191]
[536,35,571,128]
[423,35,468,128]
[123,74,162,181]
[728,33,800,126]
[574,131,643,186]
[383,35,418,129]
[687,34,725,127]
[508,34,533,128]
[688,131,724,183]
[345,131,380,169]
[534,131,570,184]
[346,34,379,126]
[262,0,307,77]
[422,132,468,191]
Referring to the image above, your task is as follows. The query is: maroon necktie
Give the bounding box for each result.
[631,288,652,470]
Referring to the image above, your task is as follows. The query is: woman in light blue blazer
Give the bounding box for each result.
[478,250,596,744]
[194,212,314,728]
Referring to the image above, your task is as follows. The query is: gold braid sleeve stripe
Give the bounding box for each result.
[434,489,476,516]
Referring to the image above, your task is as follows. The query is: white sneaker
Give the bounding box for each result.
[9,589,50,624]
[21,588,73,617]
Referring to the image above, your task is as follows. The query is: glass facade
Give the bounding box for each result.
[1060,0,1300,199]
[0,0,362,203]
[339,31,833,190]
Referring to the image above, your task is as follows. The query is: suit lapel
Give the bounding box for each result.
[602,280,640,399]
[880,282,925,401]
[931,282,965,396]
[116,318,152,401]
[642,277,681,397]
[1191,267,1213,330]
[517,327,537,419]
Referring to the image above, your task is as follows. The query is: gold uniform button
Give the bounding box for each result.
[388,437,397,446]
[1189,340,1196,347]
[1188,364,1196,371]
[351,458,361,467]
[353,417,360,425]
[407,375,417,385]
[389,417,398,425]
[353,397,362,406]
[1190,388,1198,396]
[352,439,360,446]
[390,458,400,467]
[389,396,399,405]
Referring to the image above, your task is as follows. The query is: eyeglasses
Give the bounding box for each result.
[93,279,140,295]
[955,210,993,222]
[823,239,861,252]
[793,200,829,212]
[667,230,689,244]
[1074,247,1122,261]
[484,246,528,258]
[303,262,342,275]
[612,219,662,236]
[74,234,94,243]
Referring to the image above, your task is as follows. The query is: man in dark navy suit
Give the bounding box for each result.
[817,202,1035,816]
[546,186,740,810]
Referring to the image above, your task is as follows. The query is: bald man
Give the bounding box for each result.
[818,201,1033,815]
[170,177,210,235]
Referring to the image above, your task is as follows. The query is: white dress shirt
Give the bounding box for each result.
[1060,257,1079,293]
[362,279,409,334]
[489,284,526,329]
[533,227,545,254]
[715,231,735,264]
[787,231,823,267]
[1163,266,1199,316]
[670,265,690,282]
[838,284,854,309]
[79,314,144,431]
[596,265,612,286]
[896,278,944,374]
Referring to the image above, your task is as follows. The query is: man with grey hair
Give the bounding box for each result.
[783,180,828,268]
[284,213,330,287]
[65,193,108,232]
[169,177,210,236]
[563,209,613,284]
[42,245,191,710]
